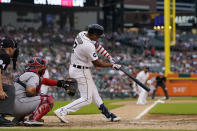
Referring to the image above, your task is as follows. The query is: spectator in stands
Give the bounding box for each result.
[1,24,197,100]
[150,47,155,57]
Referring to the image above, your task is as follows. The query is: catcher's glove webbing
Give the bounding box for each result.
[57,78,78,96]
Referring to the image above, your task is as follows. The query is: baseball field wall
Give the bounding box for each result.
[149,74,197,96]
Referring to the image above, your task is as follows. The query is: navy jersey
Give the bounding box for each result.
[0,49,11,71]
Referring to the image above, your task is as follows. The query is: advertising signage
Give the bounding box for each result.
[34,0,85,7]
[154,15,197,27]
[0,0,11,3]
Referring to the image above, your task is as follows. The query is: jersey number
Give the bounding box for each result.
[72,36,83,52]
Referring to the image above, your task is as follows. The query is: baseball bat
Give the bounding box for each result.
[119,67,150,92]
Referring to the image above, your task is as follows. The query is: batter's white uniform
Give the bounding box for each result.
[136,70,149,105]
[59,31,103,114]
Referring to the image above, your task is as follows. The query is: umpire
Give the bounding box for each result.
[0,38,19,126]
[152,73,169,100]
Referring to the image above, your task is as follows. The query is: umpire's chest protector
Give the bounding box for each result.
[0,83,15,115]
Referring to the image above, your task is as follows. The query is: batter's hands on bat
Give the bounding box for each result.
[112,64,121,70]
[109,57,116,64]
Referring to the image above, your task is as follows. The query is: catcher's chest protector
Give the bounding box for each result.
[0,50,14,114]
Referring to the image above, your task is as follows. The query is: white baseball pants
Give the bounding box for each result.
[136,85,148,105]
[60,66,103,114]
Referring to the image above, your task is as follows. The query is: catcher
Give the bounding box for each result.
[11,57,77,126]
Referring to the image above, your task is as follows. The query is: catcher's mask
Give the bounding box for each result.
[27,57,47,77]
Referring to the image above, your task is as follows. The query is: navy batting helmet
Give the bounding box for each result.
[88,24,104,37]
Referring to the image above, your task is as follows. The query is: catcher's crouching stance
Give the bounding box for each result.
[11,57,77,126]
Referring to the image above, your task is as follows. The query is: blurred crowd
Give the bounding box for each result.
[1,25,197,100]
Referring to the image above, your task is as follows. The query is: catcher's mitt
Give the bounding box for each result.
[57,78,78,96]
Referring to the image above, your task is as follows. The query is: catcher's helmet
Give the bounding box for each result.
[28,57,46,68]
[27,57,47,76]
[88,24,104,37]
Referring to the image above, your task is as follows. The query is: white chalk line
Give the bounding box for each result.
[134,97,165,120]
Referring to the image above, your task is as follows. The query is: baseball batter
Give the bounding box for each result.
[54,24,121,122]
[136,67,150,105]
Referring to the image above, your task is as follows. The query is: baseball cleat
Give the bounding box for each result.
[0,116,15,127]
[12,117,26,126]
[102,113,121,122]
[23,120,43,126]
[54,108,68,123]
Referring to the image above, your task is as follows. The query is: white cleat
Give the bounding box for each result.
[54,108,68,123]
[113,116,121,122]
[102,113,121,122]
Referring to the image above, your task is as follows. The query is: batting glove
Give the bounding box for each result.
[112,64,121,70]
[109,57,116,64]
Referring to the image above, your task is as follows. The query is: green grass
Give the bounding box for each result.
[0,129,195,131]
[48,99,134,115]
[167,97,197,100]
[149,103,197,114]
[150,97,197,101]
[48,97,197,115]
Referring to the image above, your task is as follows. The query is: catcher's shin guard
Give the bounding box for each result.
[30,95,54,121]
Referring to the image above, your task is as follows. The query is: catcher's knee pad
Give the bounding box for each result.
[30,95,54,121]
[40,94,54,108]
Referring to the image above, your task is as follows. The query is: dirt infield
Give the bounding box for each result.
[3,100,197,130]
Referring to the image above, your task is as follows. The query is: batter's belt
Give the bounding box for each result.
[73,64,90,69]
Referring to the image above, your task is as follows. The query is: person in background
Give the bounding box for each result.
[0,38,19,126]
[135,67,150,105]
[152,72,169,100]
